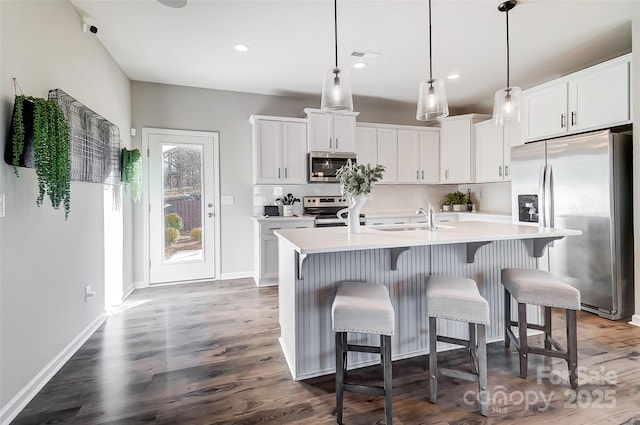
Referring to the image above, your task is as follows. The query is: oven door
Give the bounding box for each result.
[308,151,357,182]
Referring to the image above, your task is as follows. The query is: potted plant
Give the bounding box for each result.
[121,147,142,203]
[442,191,467,212]
[336,162,385,233]
[276,193,300,217]
[6,95,71,219]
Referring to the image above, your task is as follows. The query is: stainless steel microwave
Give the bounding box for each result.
[308,151,357,182]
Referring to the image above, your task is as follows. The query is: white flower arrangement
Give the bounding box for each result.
[336,161,385,199]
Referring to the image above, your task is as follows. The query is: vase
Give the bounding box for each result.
[347,194,366,234]
[282,205,294,217]
[453,204,465,212]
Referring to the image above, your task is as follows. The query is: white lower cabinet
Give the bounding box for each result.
[365,216,411,226]
[253,219,314,286]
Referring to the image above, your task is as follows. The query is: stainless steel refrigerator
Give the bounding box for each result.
[510,129,634,320]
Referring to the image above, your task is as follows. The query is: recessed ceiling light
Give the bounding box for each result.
[157,0,187,8]
[448,74,460,80]
[353,62,367,69]
[234,44,250,53]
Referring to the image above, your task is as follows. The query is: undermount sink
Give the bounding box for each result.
[374,224,456,232]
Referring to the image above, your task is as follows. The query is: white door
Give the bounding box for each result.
[397,130,420,183]
[147,129,220,284]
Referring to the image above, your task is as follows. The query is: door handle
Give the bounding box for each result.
[329,137,332,149]
[285,168,288,179]
[546,165,554,228]
[498,165,503,177]
[208,212,213,218]
[208,203,213,207]
[336,138,339,149]
[421,170,424,180]
[560,113,566,129]
[504,165,509,177]
[416,170,419,180]
[571,111,576,127]
[539,165,546,227]
[278,168,281,179]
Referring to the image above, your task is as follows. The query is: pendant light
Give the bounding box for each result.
[321,0,353,112]
[493,0,521,125]
[416,0,449,121]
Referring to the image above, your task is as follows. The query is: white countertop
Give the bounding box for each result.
[274,221,580,255]
[364,210,511,218]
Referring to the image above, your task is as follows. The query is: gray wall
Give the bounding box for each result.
[0,0,131,418]
[130,82,427,279]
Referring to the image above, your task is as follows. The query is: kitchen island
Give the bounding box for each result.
[274,221,581,381]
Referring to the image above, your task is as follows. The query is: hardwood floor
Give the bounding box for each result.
[11,278,640,425]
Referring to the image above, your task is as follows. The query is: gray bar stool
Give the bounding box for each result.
[332,282,395,424]
[426,276,490,416]
[502,268,581,389]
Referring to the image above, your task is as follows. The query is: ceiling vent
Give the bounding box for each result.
[350,50,382,60]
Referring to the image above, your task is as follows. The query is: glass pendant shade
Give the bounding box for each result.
[492,86,521,125]
[321,67,353,112]
[416,78,449,121]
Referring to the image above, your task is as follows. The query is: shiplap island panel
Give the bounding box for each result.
[274,222,580,380]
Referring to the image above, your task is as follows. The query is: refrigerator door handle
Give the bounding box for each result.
[546,165,554,228]
[538,165,547,227]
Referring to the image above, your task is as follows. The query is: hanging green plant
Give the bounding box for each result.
[121,147,142,203]
[7,94,71,219]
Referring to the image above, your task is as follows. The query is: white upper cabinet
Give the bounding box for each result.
[250,115,307,185]
[440,114,488,184]
[304,108,359,153]
[568,58,630,132]
[522,54,631,142]
[376,128,398,183]
[475,120,521,183]
[356,125,398,183]
[356,126,378,166]
[397,129,439,183]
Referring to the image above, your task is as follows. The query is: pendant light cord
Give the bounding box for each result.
[506,7,510,88]
[428,0,433,80]
[334,0,338,68]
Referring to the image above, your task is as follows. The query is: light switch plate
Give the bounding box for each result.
[221,195,234,205]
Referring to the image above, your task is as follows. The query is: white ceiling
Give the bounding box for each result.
[70,0,640,113]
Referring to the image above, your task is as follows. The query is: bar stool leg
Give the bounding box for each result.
[382,335,393,425]
[429,316,437,403]
[477,324,488,417]
[517,302,528,379]
[469,323,478,374]
[567,309,578,389]
[544,306,552,350]
[335,332,345,424]
[504,288,511,348]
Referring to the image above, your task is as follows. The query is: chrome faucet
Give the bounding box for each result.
[416,204,436,231]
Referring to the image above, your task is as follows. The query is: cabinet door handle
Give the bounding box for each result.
[445,169,449,180]
[278,168,281,179]
[329,137,332,148]
[571,111,576,127]
[336,138,339,149]
[421,170,424,180]
[416,170,419,180]
[499,165,503,177]
[505,165,509,177]
[561,113,566,128]
[285,168,288,178]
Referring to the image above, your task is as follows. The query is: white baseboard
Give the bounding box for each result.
[133,280,147,289]
[122,283,135,301]
[219,271,253,280]
[629,314,640,327]
[0,312,108,425]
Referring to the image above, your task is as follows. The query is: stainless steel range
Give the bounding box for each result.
[303,196,366,227]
